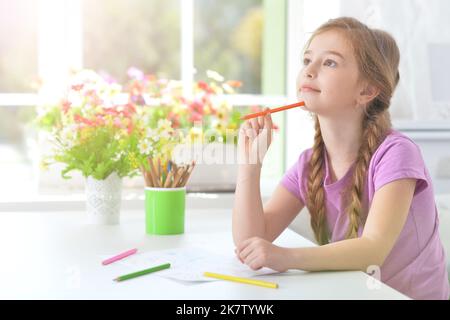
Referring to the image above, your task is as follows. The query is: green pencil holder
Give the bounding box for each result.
[145,187,186,235]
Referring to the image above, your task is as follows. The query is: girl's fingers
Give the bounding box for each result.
[240,121,251,139]
[236,237,255,252]
[243,250,259,265]
[238,123,251,153]
[239,246,253,262]
[238,240,258,261]
[260,108,271,126]
[241,120,254,139]
[247,256,263,271]
[250,118,260,133]
[264,109,273,130]
[244,252,263,270]
[234,248,244,263]
[238,123,248,146]
[257,113,265,128]
[238,123,246,138]
[245,128,257,139]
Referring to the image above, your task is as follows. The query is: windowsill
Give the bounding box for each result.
[0,180,277,212]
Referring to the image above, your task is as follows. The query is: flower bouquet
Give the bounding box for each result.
[36,70,140,224]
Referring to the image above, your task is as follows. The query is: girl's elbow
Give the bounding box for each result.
[364,256,386,272]
[361,237,389,270]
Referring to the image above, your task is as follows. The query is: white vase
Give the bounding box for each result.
[85,172,122,225]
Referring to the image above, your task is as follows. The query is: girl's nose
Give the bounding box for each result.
[303,65,316,79]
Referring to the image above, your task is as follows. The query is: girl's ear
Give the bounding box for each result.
[358,82,380,105]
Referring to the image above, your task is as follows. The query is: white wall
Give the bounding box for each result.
[339,0,450,122]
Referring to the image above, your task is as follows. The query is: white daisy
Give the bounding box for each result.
[206,70,224,82]
[138,140,153,155]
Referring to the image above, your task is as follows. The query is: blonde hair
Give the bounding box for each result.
[305,17,400,245]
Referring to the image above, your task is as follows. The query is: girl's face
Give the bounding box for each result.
[297,30,364,117]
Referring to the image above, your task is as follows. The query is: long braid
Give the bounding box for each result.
[344,111,391,239]
[307,117,329,245]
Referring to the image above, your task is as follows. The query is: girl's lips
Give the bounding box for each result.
[300,86,321,93]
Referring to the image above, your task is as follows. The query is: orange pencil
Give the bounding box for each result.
[172,166,185,188]
[180,161,196,187]
[240,101,305,120]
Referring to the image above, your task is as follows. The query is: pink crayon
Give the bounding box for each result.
[102,248,138,266]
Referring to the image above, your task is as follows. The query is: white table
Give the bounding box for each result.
[0,208,408,300]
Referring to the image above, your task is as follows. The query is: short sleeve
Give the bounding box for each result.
[279,150,310,204]
[372,138,429,196]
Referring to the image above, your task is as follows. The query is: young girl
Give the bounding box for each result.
[233,17,449,300]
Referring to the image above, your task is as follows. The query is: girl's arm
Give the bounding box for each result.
[232,169,305,246]
[232,109,304,246]
[288,178,416,271]
[232,164,265,245]
[236,178,416,272]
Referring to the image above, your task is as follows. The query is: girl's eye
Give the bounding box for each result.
[303,58,311,66]
[324,59,337,67]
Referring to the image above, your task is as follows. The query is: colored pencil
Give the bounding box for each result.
[169,162,178,187]
[180,161,196,187]
[203,271,278,289]
[172,166,185,188]
[142,158,196,189]
[240,101,305,120]
[114,263,171,282]
[164,165,175,188]
[148,158,158,187]
[140,166,151,187]
[102,248,138,266]
[157,158,162,187]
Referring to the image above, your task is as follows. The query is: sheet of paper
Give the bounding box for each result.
[104,247,279,282]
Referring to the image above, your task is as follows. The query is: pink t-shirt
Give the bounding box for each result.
[280,129,449,300]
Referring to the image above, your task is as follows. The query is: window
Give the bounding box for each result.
[0,0,38,93]
[0,0,39,198]
[82,0,181,82]
[0,0,288,197]
[194,0,263,94]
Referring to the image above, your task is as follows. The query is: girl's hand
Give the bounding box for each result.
[237,108,273,166]
[234,237,290,272]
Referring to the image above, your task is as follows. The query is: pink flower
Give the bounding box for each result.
[127,122,134,134]
[95,115,105,126]
[113,117,122,128]
[168,111,180,128]
[189,100,204,115]
[127,67,144,80]
[189,112,203,123]
[74,114,95,127]
[198,81,214,94]
[103,108,120,116]
[125,103,136,114]
[71,84,84,91]
[61,100,71,114]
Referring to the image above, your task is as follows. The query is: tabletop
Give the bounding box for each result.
[0,208,408,300]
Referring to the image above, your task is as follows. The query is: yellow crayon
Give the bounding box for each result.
[203,272,278,289]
